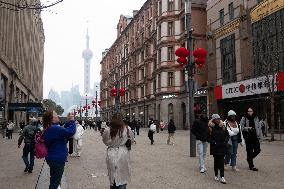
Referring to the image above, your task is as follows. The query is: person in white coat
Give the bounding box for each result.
[73,120,84,157]
[224,110,244,171]
[102,113,134,189]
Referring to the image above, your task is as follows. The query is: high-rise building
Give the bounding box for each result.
[48,89,61,104]
[82,28,93,94]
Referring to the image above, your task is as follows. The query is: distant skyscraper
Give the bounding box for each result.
[82,28,93,94]
[48,89,61,104]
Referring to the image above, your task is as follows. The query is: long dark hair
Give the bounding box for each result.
[110,113,125,139]
[43,111,53,129]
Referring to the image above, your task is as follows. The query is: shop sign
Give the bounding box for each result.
[251,0,284,23]
[162,94,177,99]
[222,75,276,99]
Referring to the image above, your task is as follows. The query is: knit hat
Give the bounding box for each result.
[228,110,237,117]
[211,114,220,120]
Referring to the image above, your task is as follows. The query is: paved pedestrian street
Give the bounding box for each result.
[1,129,284,189]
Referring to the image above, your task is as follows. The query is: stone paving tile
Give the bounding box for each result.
[1,129,284,189]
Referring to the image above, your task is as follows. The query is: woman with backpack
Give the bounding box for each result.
[43,111,76,189]
[102,113,134,189]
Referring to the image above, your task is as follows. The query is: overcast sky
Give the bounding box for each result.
[42,0,146,98]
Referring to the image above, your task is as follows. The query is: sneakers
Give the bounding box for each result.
[232,166,240,172]
[200,168,205,173]
[250,167,258,171]
[214,176,219,181]
[220,177,227,184]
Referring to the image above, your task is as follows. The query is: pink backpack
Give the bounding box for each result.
[34,132,48,159]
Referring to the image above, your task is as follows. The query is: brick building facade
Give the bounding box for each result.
[0,1,45,123]
[100,0,207,128]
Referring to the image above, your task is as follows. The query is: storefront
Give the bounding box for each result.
[214,72,284,130]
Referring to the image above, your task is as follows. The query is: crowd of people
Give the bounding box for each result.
[0,105,269,188]
[191,107,264,184]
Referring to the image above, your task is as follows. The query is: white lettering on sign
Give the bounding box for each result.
[222,75,276,99]
[162,95,177,99]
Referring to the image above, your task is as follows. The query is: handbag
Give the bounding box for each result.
[125,127,131,151]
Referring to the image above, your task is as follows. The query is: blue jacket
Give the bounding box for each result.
[44,120,76,163]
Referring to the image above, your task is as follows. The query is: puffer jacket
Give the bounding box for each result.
[18,124,38,145]
[208,120,229,156]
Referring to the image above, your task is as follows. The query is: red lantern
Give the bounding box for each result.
[88,105,90,109]
[193,48,207,58]
[177,57,187,64]
[111,88,117,97]
[83,106,86,109]
[119,88,125,96]
[194,58,206,66]
[175,47,190,57]
[98,101,101,106]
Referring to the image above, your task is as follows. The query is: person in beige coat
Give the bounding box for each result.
[102,113,134,189]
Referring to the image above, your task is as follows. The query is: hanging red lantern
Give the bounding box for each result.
[177,57,187,64]
[111,88,117,97]
[98,101,101,106]
[194,58,206,66]
[88,105,90,109]
[175,47,190,57]
[193,48,207,58]
[119,88,125,96]
[83,106,86,109]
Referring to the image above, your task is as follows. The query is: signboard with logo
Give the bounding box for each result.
[214,72,284,100]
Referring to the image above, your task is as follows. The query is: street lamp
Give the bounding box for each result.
[175,0,208,157]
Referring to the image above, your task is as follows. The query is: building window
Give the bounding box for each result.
[141,86,144,97]
[141,68,145,79]
[180,0,185,10]
[168,103,174,122]
[219,9,224,26]
[220,34,236,84]
[158,48,162,64]
[158,74,161,88]
[159,0,162,15]
[168,72,174,86]
[181,17,185,33]
[168,47,174,61]
[168,22,174,36]
[158,24,161,39]
[153,79,156,93]
[141,50,145,61]
[168,0,174,11]
[229,3,234,20]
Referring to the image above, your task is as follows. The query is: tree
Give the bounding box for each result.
[43,99,64,116]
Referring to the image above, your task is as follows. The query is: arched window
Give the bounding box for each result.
[168,103,174,122]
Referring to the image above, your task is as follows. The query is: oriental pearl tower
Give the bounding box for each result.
[82,28,93,94]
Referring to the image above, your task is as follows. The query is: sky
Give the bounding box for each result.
[42,0,146,98]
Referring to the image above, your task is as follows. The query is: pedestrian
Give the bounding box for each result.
[73,120,84,157]
[43,111,76,189]
[148,119,156,145]
[208,114,229,184]
[18,117,38,173]
[167,119,176,145]
[102,113,134,189]
[160,120,165,131]
[191,115,209,173]
[155,120,160,133]
[240,107,262,171]
[101,120,107,135]
[1,119,7,138]
[6,120,15,139]
[136,120,141,136]
[20,120,25,130]
[130,118,136,137]
[224,110,244,171]
[259,118,267,137]
[97,120,102,131]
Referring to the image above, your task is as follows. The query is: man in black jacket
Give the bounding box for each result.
[191,115,209,173]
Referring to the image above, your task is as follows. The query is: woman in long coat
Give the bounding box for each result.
[102,114,134,189]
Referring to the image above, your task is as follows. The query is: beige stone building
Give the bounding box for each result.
[0,0,45,123]
[100,0,207,128]
[207,0,284,127]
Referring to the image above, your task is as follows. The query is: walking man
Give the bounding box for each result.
[167,119,176,145]
[18,118,38,173]
[191,115,209,173]
[6,120,15,139]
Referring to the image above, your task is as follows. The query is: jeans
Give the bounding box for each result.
[148,130,154,145]
[7,130,13,139]
[214,155,225,177]
[47,161,65,189]
[167,133,175,145]
[224,135,238,166]
[22,143,35,169]
[197,140,207,169]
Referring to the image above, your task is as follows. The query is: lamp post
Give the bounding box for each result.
[85,94,88,120]
[185,0,196,158]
